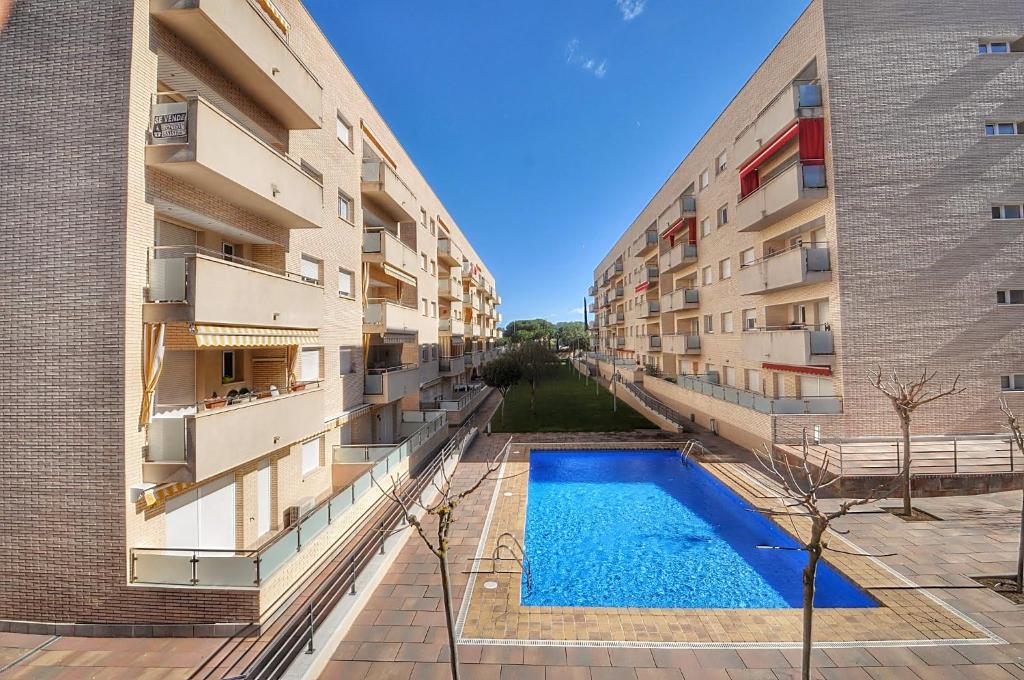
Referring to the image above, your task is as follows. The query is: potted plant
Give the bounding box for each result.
[205,392,227,410]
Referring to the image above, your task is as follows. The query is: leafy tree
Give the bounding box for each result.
[481,355,522,420]
[554,321,590,352]
[511,341,559,413]
[504,319,555,347]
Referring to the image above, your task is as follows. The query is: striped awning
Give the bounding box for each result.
[142,481,193,507]
[382,331,417,345]
[383,263,416,286]
[191,325,319,348]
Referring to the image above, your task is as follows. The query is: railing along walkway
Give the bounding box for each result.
[620,379,687,432]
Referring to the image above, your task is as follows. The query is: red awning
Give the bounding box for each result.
[798,117,825,165]
[661,216,695,241]
[739,121,800,173]
[635,282,650,293]
[762,362,832,377]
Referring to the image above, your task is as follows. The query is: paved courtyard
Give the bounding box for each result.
[322,433,1024,680]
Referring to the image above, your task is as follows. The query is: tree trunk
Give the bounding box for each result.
[438,552,461,680]
[801,526,824,680]
[901,416,912,516]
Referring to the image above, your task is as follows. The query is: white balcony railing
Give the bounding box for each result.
[737,244,831,295]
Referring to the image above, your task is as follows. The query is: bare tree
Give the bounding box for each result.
[869,367,964,516]
[1000,398,1024,592]
[753,435,896,680]
[376,444,516,680]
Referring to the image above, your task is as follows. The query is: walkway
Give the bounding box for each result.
[321,433,1024,679]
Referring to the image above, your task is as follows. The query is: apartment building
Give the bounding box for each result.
[0,0,500,633]
[588,0,1024,450]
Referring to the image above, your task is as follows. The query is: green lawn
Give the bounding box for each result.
[490,362,653,432]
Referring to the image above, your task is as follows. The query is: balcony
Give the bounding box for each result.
[661,288,700,313]
[438,238,463,267]
[643,266,660,286]
[146,94,323,230]
[469,351,483,367]
[144,246,322,329]
[662,334,701,354]
[638,300,660,318]
[606,286,624,304]
[361,158,416,222]
[496,311,503,323]
[735,81,822,166]
[588,302,598,313]
[661,242,698,273]
[439,318,465,335]
[611,311,625,325]
[362,230,419,281]
[132,409,448,589]
[646,335,662,352]
[468,322,483,337]
[634,229,659,256]
[363,299,420,334]
[364,364,420,404]
[736,162,827,232]
[145,384,324,484]
[615,337,626,347]
[737,246,832,295]
[588,285,598,296]
[150,0,322,130]
[440,355,466,376]
[742,327,834,366]
[424,386,488,425]
[659,195,697,234]
[439,276,463,301]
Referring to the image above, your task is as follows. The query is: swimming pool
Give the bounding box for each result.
[521,450,877,609]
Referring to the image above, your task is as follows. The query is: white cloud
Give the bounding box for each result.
[565,39,609,79]
[616,0,646,21]
[570,307,585,316]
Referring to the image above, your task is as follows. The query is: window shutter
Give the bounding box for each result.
[301,347,320,382]
[301,438,321,475]
[301,256,319,283]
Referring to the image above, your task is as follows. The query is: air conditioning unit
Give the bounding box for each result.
[283,496,316,528]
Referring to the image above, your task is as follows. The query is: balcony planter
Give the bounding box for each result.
[290,382,308,392]
[204,396,228,410]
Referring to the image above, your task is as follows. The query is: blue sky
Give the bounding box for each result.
[305,0,809,325]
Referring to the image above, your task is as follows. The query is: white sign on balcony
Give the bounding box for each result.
[152,102,188,144]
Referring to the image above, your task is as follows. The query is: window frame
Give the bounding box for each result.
[336,112,354,149]
[337,190,354,223]
[985,122,1024,136]
[699,169,710,191]
[979,41,1011,54]
[1001,374,1024,391]
[993,204,1024,220]
[997,289,1024,305]
[337,267,354,299]
[717,203,729,227]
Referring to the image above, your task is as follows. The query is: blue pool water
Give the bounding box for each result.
[521,450,877,609]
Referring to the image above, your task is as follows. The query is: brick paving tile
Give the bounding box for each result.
[481,646,526,665]
[694,649,746,669]
[724,669,778,679]
[545,667,594,680]
[823,647,881,667]
[650,649,701,672]
[411,661,457,680]
[635,669,685,680]
[608,648,656,667]
[524,646,568,666]
[566,648,611,667]
[386,626,431,643]
[363,660,415,679]
[589,667,639,680]
[319,659,372,679]
[736,649,792,669]
[395,642,445,662]
[864,668,923,680]
[353,641,403,661]
[463,664,503,680]
[499,665,547,680]
[819,668,875,680]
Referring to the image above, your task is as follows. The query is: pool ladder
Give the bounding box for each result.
[681,439,710,465]
[466,531,534,596]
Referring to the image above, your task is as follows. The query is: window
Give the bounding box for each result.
[222,351,236,382]
[300,254,321,284]
[430,260,437,276]
[339,348,353,374]
[721,311,734,333]
[997,289,1024,305]
[222,242,236,262]
[1002,374,1024,391]
[337,191,354,222]
[338,268,354,298]
[701,265,713,286]
[993,204,1024,219]
[723,366,736,387]
[301,437,322,476]
[717,204,729,227]
[699,169,710,190]
[740,248,756,268]
[979,42,1011,54]
[300,347,321,382]
[700,217,712,237]
[421,345,430,362]
[719,257,732,279]
[429,217,436,236]
[985,122,1024,136]
[800,375,835,397]
[716,151,728,175]
[703,314,714,333]
[336,113,353,148]
[742,308,757,331]
[420,208,427,227]
[431,301,437,318]
[421,298,429,315]
[420,252,428,271]
[745,369,762,393]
